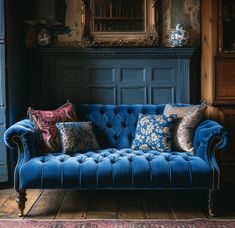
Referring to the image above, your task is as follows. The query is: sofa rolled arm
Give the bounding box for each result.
[4,119,42,189]
[194,120,228,157]
[193,120,228,189]
[4,119,41,160]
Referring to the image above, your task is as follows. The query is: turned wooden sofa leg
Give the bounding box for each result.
[208,189,218,217]
[16,189,27,217]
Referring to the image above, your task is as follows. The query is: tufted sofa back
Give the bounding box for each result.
[77,104,166,149]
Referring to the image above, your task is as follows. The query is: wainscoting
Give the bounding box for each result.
[28,47,200,108]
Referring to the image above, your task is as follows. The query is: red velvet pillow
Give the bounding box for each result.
[28,102,77,152]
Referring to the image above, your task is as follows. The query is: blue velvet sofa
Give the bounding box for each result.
[4,104,228,217]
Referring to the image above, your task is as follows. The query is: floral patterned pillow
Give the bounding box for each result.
[56,122,100,153]
[131,114,177,152]
[28,102,77,152]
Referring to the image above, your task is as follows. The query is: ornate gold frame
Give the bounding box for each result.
[80,0,161,47]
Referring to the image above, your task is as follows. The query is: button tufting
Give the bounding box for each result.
[113,135,118,140]
[110,159,115,164]
[122,122,126,128]
[165,157,171,162]
[106,123,112,128]
[127,108,132,114]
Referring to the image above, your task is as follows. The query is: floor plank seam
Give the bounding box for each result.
[142,199,147,219]
[53,190,67,220]
[0,194,12,209]
[24,189,44,219]
[165,198,177,220]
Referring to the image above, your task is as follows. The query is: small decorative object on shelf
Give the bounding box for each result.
[171,23,189,47]
[37,28,51,46]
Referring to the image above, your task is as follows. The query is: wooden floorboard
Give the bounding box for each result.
[24,189,43,217]
[117,191,146,219]
[86,191,117,219]
[56,190,88,220]
[0,191,20,219]
[0,189,13,208]
[166,191,206,219]
[26,189,66,219]
[0,188,234,219]
[144,191,175,219]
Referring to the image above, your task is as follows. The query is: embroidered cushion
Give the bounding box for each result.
[28,102,77,152]
[56,121,100,153]
[163,103,207,152]
[131,114,177,152]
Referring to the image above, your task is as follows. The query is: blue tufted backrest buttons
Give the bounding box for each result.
[165,156,171,162]
[78,104,164,149]
[100,109,104,115]
[127,108,132,114]
[106,122,112,128]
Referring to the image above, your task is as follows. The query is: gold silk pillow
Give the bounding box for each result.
[163,103,207,152]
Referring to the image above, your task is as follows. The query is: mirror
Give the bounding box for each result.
[81,0,161,47]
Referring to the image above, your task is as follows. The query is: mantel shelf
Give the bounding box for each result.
[35,47,199,59]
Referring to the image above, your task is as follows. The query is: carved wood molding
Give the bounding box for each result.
[37,47,199,58]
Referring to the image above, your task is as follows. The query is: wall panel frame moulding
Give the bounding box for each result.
[29,47,200,108]
[0,45,8,182]
[0,0,4,39]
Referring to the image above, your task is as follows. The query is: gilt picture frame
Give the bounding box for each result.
[80,0,162,47]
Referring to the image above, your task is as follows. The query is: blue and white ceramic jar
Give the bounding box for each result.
[171,24,189,47]
[37,28,51,46]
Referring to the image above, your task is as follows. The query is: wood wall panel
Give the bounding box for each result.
[201,0,235,186]
[0,0,4,39]
[152,68,174,82]
[201,0,218,104]
[90,68,115,83]
[151,86,175,104]
[216,59,235,102]
[90,87,116,104]
[0,28,7,182]
[30,48,199,109]
[0,45,5,106]
[218,108,235,185]
[120,68,146,83]
[120,86,147,104]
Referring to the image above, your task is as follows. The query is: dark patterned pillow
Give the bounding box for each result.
[131,114,177,152]
[56,121,100,153]
[163,103,207,152]
[28,102,77,152]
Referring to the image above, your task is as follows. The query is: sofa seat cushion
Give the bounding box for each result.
[19,149,213,189]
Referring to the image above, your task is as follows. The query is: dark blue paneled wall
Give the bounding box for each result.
[5,0,34,185]
[28,47,200,109]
